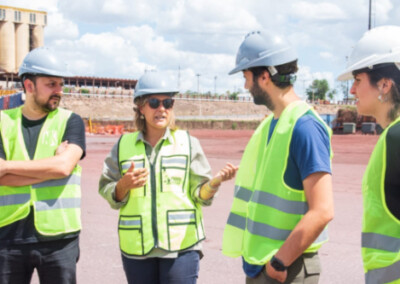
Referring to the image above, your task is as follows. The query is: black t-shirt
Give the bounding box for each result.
[0,112,86,246]
[385,123,400,220]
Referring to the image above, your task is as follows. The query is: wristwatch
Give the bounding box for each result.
[270,255,288,272]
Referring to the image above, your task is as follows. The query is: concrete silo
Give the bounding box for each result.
[0,5,47,74]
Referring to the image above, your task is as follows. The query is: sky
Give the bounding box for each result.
[3,0,400,100]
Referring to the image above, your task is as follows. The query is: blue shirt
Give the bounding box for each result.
[243,111,332,278]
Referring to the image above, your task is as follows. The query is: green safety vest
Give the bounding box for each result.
[0,106,81,236]
[223,101,332,265]
[362,117,400,284]
[117,130,205,256]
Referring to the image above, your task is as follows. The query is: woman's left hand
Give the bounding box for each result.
[210,162,238,187]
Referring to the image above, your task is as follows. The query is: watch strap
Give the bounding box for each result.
[270,255,287,272]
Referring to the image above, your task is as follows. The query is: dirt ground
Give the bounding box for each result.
[60,95,340,121]
[29,129,377,284]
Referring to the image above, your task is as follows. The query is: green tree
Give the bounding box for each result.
[229,92,239,100]
[306,79,329,101]
[327,88,337,101]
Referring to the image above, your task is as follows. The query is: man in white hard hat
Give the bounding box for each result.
[0,47,85,284]
[222,31,334,283]
[338,25,400,284]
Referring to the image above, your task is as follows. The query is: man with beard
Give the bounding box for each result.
[222,31,334,283]
[0,47,85,284]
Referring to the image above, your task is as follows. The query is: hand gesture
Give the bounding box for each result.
[117,162,149,192]
[210,162,238,188]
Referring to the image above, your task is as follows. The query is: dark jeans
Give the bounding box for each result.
[122,250,200,284]
[0,237,79,284]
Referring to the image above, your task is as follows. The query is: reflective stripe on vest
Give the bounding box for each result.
[362,118,400,283]
[0,107,82,235]
[117,130,205,256]
[362,232,400,253]
[0,194,30,206]
[365,260,400,284]
[120,219,141,227]
[35,197,81,211]
[32,174,81,189]
[251,190,308,215]
[234,185,252,201]
[121,161,144,171]
[227,212,328,244]
[223,101,332,265]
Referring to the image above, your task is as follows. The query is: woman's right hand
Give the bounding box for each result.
[115,162,149,201]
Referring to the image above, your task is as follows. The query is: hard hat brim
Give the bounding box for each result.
[337,70,353,81]
[228,66,242,75]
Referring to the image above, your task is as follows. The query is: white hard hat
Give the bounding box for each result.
[337,25,400,81]
[134,71,178,101]
[19,46,73,78]
[229,30,297,75]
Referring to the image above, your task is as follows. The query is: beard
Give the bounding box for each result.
[34,93,61,113]
[250,80,275,110]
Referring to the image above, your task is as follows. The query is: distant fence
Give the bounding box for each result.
[0,90,355,110]
[63,92,354,105]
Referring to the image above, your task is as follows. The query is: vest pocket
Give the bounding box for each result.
[161,155,188,193]
[118,215,144,255]
[167,209,198,251]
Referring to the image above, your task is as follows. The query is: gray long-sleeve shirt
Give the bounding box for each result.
[99,128,213,259]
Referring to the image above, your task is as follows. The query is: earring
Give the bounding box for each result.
[378,92,389,103]
[140,114,144,119]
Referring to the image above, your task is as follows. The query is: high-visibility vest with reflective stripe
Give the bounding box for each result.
[0,106,82,236]
[223,101,332,265]
[118,130,205,256]
[362,117,400,284]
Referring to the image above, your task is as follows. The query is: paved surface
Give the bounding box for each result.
[31,130,379,284]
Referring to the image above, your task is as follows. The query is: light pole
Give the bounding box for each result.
[214,76,217,96]
[196,74,201,116]
[178,65,181,90]
[345,56,349,103]
[196,74,201,95]
[368,0,372,30]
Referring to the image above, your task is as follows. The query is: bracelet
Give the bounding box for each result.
[204,181,219,193]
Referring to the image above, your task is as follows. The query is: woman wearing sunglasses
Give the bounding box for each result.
[338,26,400,284]
[99,71,238,284]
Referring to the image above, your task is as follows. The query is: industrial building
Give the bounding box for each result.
[0,5,137,93]
[0,5,46,74]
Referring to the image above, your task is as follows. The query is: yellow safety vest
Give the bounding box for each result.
[0,106,81,236]
[362,117,400,284]
[223,101,332,265]
[118,130,205,256]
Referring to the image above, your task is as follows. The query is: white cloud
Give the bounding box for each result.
[45,12,79,41]
[290,1,347,21]
[4,0,400,96]
[319,52,333,59]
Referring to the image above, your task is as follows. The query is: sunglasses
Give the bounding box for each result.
[147,98,175,109]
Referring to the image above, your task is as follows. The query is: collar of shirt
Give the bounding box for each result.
[135,128,174,164]
[135,128,174,145]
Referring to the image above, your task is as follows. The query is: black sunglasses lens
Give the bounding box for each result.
[148,98,174,109]
[163,99,174,109]
[148,98,160,109]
